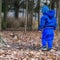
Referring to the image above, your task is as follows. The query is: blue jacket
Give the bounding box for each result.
[41,5,49,14]
[38,10,57,31]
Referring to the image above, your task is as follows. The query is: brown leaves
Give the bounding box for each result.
[0,31,60,60]
[0,48,60,60]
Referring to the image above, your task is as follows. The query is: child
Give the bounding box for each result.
[38,5,57,51]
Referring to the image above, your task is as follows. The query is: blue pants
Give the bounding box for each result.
[42,28,54,49]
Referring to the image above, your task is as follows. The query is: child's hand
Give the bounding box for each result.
[38,31,41,33]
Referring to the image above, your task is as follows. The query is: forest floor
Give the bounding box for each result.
[0,31,60,60]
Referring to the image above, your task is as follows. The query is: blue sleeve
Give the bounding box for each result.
[38,16,46,31]
[54,17,57,30]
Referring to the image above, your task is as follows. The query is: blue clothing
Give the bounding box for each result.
[42,28,54,49]
[38,8,57,49]
[41,5,49,14]
[38,10,57,31]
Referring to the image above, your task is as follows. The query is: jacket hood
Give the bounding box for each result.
[41,5,49,14]
[46,10,55,18]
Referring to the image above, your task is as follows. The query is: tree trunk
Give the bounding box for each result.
[50,0,51,9]
[0,0,8,46]
[58,0,60,30]
[31,10,33,30]
[38,0,40,29]
[35,13,36,20]
[29,11,33,31]
[4,0,8,21]
[14,0,19,19]
[25,0,28,33]
[0,0,2,30]
[23,0,24,17]
[27,0,34,31]
[2,0,8,30]
[50,0,55,9]
[55,0,60,47]
[56,1,59,18]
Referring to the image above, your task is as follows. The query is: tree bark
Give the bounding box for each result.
[58,0,60,30]
[30,11,33,30]
[27,0,34,31]
[4,0,8,21]
[50,0,55,9]
[55,0,60,48]
[0,0,2,30]
[2,0,8,30]
[38,0,40,29]
[25,0,28,33]
[14,0,19,19]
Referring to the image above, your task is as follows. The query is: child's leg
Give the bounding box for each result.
[47,40,53,49]
[41,31,47,50]
[47,34,54,49]
[42,39,46,48]
[42,31,47,48]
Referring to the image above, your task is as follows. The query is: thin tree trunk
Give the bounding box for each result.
[50,0,55,9]
[23,0,24,16]
[23,8,24,16]
[4,0,8,22]
[58,0,60,46]
[35,13,36,20]
[25,0,28,33]
[30,11,33,30]
[2,0,8,30]
[50,0,52,9]
[38,0,40,28]
[0,0,2,31]
[14,0,19,19]
[0,0,2,30]
[58,0,60,30]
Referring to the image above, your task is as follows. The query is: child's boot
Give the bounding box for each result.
[40,47,47,51]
